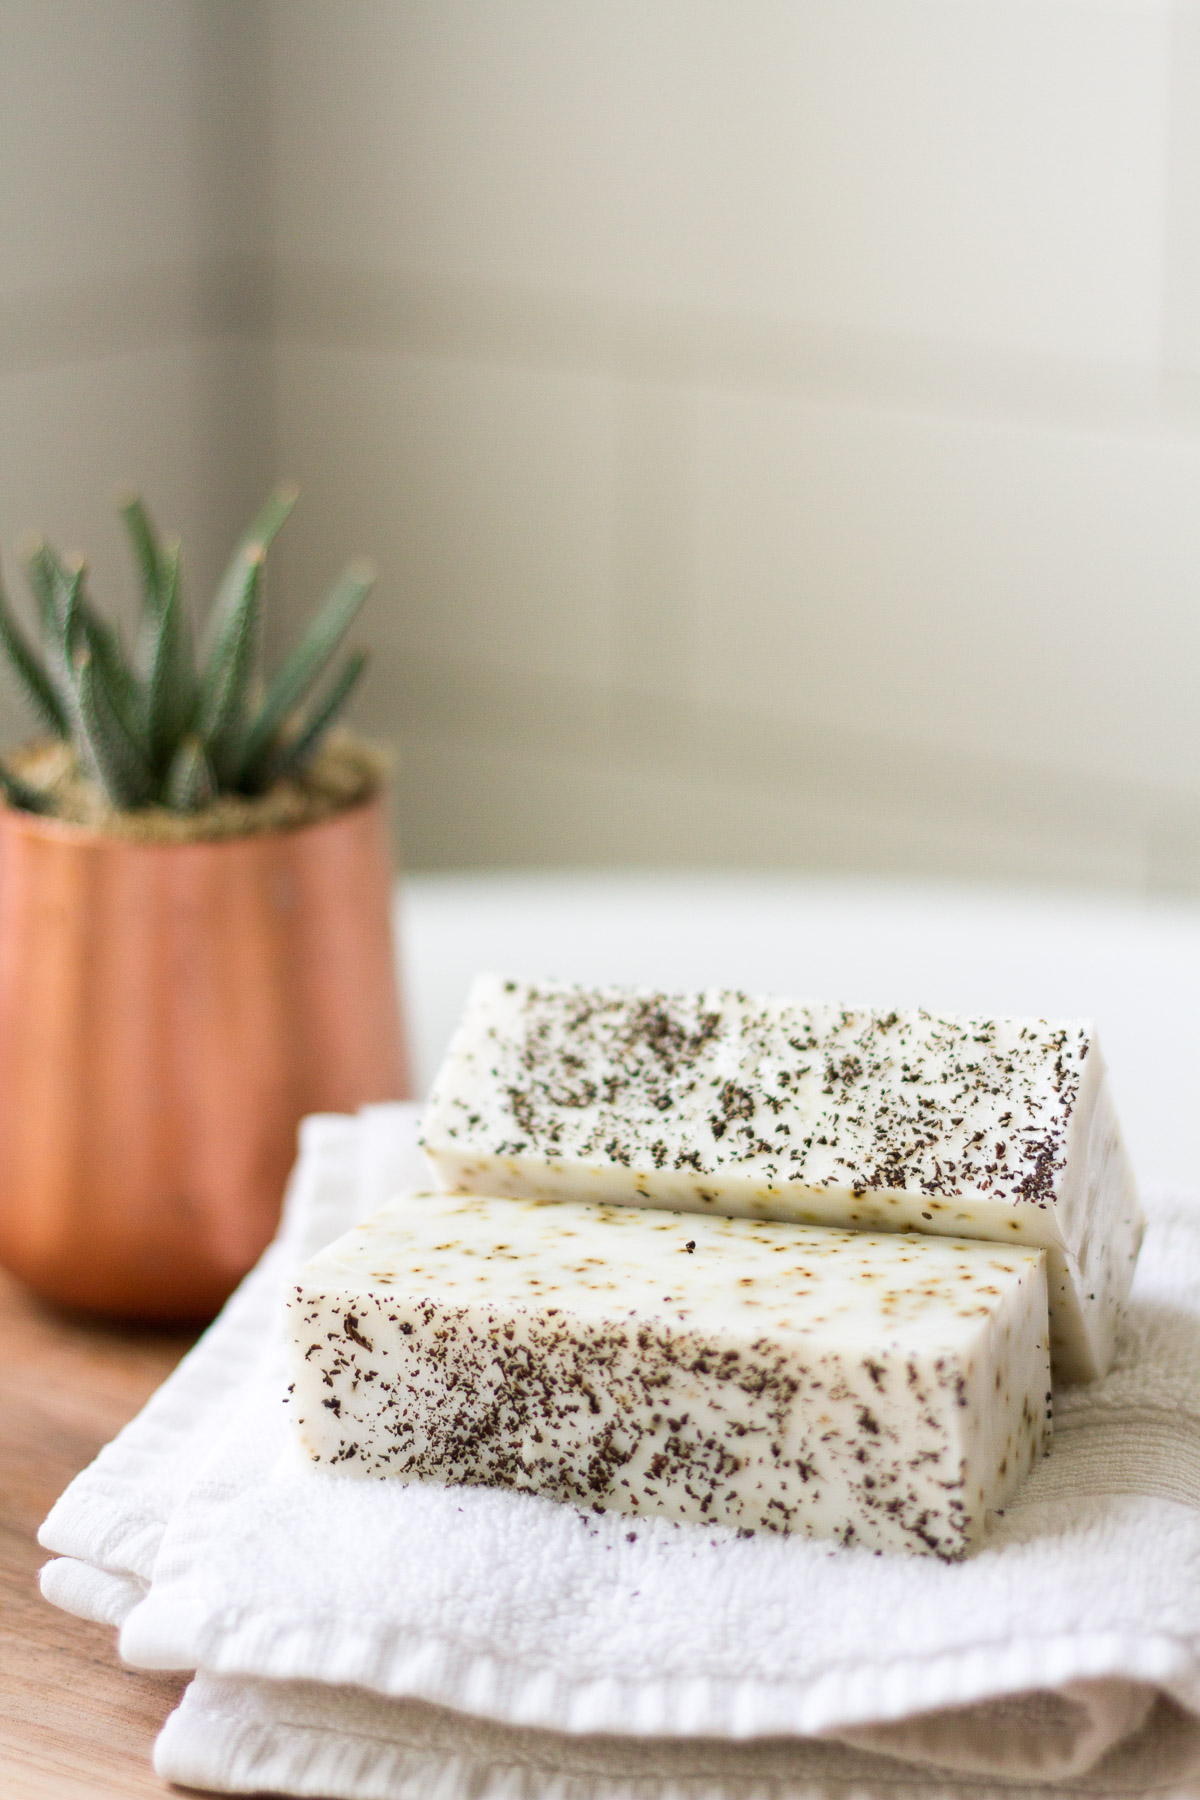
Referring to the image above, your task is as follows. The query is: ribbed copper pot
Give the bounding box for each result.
[0,792,410,1321]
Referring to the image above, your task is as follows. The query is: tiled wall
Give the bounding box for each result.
[0,1,272,665]
[264,0,1200,888]
[5,1,1200,890]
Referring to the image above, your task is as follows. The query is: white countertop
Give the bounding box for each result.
[400,873,1200,1195]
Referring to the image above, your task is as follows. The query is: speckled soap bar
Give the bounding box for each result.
[421,977,1143,1383]
[287,1189,1050,1559]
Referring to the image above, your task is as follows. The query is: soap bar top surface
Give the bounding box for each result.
[424,975,1087,1211]
[297,1187,1045,1353]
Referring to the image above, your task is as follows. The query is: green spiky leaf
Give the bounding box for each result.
[236,559,374,791]
[0,564,69,737]
[74,650,156,809]
[118,493,166,618]
[23,545,143,749]
[198,545,264,782]
[121,493,175,688]
[165,735,215,812]
[80,595,145,751]
[202,483,297,665]
[263,650,367,785]
[23,540,69,642]
[195,485,297,775]
[29,552,88,741]
[144,544,196,770]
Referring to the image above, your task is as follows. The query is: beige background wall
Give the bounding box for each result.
[3,1,1200,890]
[0,0,273,647]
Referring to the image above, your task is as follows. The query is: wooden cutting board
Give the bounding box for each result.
[0,1263,196,1798]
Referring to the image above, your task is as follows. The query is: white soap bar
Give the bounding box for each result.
[288,1189,1050,1560]
[421,977,1143,1383]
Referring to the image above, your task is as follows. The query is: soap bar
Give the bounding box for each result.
[421,977,1143,1382]
[288,1189,1051,1560]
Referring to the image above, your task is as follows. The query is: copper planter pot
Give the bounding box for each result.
[0,793,410,1321]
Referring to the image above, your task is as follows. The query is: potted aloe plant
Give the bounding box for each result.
[0,487,409,1320]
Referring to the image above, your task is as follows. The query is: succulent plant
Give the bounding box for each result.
[0,485,373,815]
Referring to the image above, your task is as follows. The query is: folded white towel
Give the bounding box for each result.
[38,1105,1200,1796]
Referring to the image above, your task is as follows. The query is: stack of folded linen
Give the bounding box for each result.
[37,1101,1200,1797]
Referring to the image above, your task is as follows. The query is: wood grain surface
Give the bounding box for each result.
[0,1262,197,1797]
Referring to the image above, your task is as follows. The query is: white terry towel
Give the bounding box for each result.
[38,1104,1200,1797]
